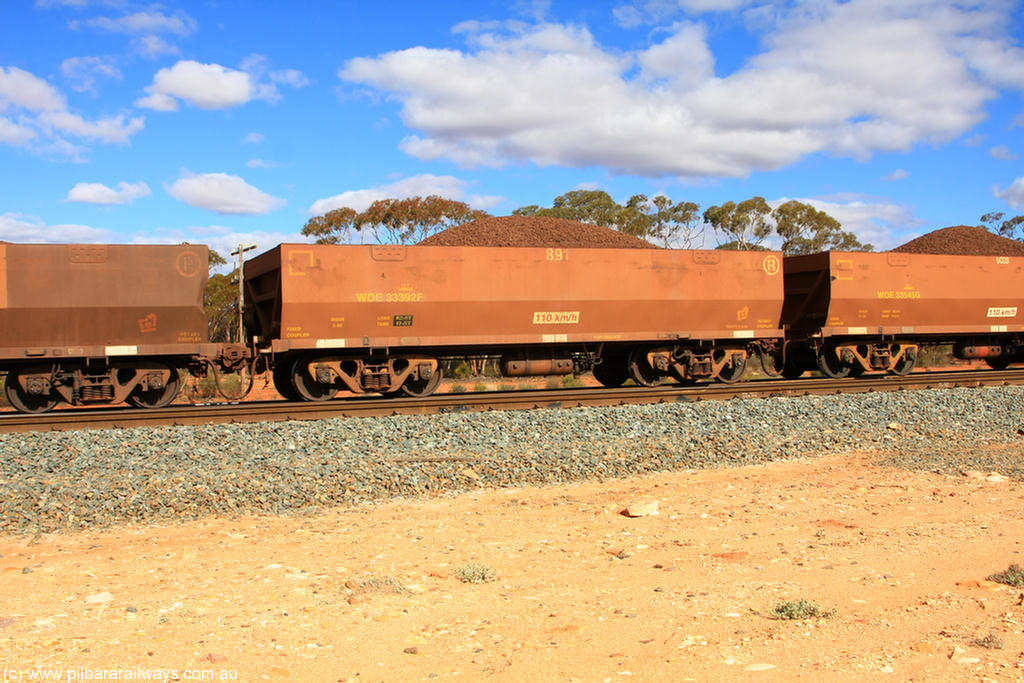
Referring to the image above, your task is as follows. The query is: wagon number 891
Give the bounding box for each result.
[546,248,567,262]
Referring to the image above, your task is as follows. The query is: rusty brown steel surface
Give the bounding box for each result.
[0,244,209,360]
[783,251,1024,337]
[2,368,1022,433]
[245,244,785,353]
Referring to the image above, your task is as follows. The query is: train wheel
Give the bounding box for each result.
[714,353,747,384]
[986,357,1011,370]
[816,347,851,379]
[126,363,181,409]
[291,356,339,402]
[889,355,916,376]
[4,369,58,413]
[627,348,662,387]
[272,360,302,401]
[401,365,442,397]
[592,355,629,388]
[781,364,805,379]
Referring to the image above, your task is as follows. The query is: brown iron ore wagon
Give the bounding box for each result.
[244,244,787,400]
[0,243,246,412]
[780,251,1024,378]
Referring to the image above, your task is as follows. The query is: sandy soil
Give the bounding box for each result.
[3,452,1024,683]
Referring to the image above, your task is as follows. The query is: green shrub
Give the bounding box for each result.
[987,564,1024,587]
[449,383,467,394]
[973,633,1004,650]
[769,599,835,620]
[453,361,474,380]
[455,563,498,584]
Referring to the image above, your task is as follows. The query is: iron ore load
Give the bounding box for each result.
[2,220,1024,414]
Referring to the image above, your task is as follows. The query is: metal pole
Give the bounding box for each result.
[231,243,257,343]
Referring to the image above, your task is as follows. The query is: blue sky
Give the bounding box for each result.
[2,0,1023,260]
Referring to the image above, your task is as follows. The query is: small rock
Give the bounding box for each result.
[21,567,32,574]
[204,654,227,664]
[744,663,777,672]
[621,500,659,517]
[887,422,903,431]
[404,646,419,655]
[85,592,113,604]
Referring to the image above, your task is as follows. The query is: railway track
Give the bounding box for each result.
[1,368,1022,434]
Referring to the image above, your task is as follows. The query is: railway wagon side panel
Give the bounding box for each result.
[782,251,1024,337]
[249,244,785,350]
[0,243,210,353]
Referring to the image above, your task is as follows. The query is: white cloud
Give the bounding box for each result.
[883,169,909,181]
[246,158,279,169]
[238,55,310,103]
[134,34,180,59]
[167,172,285,215]
[0,117,37,146]
[137,58,307,111]
[0,212,111,243]
[0,66,143,157]
[1013,113,1024,129]
[82,10,197,37]
[341,2,1021,178]
[308,174,480,215]
[66,181,151,205]
[136,61,252,110]
[467,194,506,210]
[0,66,65,112]
[38,110,144,144]
[995,177,1024,211]
[270,69,310,88]
[243,132,265,144]
[60,56,122,95]
[795,195,924,250]
[990,145,1019,161]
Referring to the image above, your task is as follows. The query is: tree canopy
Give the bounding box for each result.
[981,211,1024,241]
[515,190,704,248]
[204,248,236,343]
[703,197,773,251]
[303,195,487,245]
[705,198,871,254]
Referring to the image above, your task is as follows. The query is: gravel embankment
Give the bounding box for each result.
[3,386,1024,534]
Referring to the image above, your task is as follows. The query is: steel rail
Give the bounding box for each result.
[0,368,1021,434]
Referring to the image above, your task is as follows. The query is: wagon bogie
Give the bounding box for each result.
[4,358,185,412]
[277,353,442,399]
